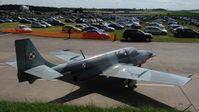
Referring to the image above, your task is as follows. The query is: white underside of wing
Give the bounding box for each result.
[102,64,191,86]
[51,50,88,62]
[25,65,63,80]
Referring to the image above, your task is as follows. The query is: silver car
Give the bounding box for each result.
[144,26,167,35]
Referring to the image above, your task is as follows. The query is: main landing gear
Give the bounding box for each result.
[123,79,137,89]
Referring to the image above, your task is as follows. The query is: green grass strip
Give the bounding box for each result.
[0,101,180,112]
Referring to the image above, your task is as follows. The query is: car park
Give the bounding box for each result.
[15,25,32,33]
[31,22,46,28]
[47,19,65,26]
[19,18,32,23]
[144,26,167,35]
[147,22,165,29]
[82,30,110,40]
[108,23,124,30]
[39,21,52,27]
[122,29,152,42]
[62,25,82,32]
[75,24,89,29]
[64,18,75,23]
[82,26,104,32]
[92,24,115,32]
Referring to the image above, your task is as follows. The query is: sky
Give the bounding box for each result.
[0,0,199,10]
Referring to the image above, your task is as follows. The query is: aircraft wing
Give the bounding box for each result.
[51,50,89,62]
[101,64,191,86]
[25,65,63,80]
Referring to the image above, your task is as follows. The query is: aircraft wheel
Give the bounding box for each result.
[138,64,142,67]
[123,79,137,89]
[128,80,137,89]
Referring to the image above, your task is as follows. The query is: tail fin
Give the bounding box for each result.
[15,39,55,84]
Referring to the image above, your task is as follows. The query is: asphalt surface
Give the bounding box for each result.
[0,33,199,111]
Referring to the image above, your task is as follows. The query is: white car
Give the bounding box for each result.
[16,25,32,33]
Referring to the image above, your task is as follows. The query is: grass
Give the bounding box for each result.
[0,22,75,32]
[0,101,180,112]
[0,22,18,31]
[166,11,199,17]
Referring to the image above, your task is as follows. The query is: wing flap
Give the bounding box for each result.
[102,64,191,86]
[24,65,63,80]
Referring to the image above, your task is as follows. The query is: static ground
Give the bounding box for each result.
[0,33,199,111]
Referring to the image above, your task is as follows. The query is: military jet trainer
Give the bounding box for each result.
[7,39,191,88]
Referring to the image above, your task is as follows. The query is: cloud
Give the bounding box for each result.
[1,0,199,10]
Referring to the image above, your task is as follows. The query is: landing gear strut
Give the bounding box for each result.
[123,79,137,89]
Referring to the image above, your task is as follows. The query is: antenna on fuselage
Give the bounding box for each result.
[80,49,86,59]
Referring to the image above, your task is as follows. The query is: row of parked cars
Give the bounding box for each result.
[178,16,199,27]
[62,23,119,39]
[167,18,199,38]
[121,16,199,42]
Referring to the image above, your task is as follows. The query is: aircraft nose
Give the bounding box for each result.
[146,50,155,59]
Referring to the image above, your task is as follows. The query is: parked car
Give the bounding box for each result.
[92,24,115,32]
[148,22,165,29]
[3,18,13,22]
[0,19,5,23]
[38,21,52,27]
[122,29,152,42]
[47,19,65,26]
[144,26,167,35]
[15,25,32,33]
[75,24,89,29]
[130,22,141,29]
[82,26,104,32]
[64,18,75,23]
[31,22,46,28]
[62,25,82,32]
[82,30,110,40]
[174,28,199,38]
[19,18,32,23]
[168,24,182,30]
[108,23,124,30]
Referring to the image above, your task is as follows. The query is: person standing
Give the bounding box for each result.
[68,28,72,39]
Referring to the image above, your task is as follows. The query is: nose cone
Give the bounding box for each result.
[137,50,155,64]
[145,50,155,59]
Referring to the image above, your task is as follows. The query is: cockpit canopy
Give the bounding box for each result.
[124,47,139,57]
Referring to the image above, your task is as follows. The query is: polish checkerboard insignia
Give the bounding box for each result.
[28,51,36,60]
[82,63,86,69]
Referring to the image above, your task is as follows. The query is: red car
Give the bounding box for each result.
[16,25,32,33]
[82,30,110,40]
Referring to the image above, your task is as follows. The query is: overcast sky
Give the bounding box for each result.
[0,0,199,10]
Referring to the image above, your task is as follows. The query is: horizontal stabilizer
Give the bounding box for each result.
[102,64,191,86]
[51,50,88,62]
[25,65,63,80]
[6,59,17,69]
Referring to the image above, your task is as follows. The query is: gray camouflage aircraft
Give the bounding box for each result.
[7,39,191,88]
